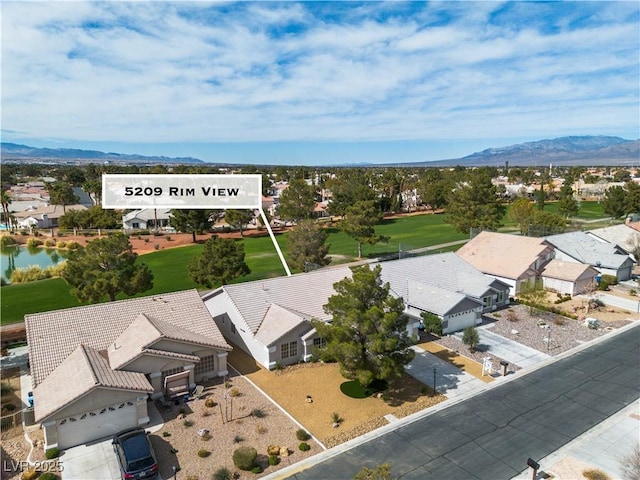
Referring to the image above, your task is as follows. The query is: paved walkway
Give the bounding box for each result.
[405,346,488,399]
[450,325,551,368]
[580,292,640,314]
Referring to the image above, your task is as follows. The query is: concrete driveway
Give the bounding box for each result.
[60,438,121,480]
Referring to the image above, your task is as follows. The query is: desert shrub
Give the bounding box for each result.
[20,230,29,236]
[298,442,311,451]
[184,419,194,427]
[154,243,159,250]
[505,309,518,322]
[43,239,56,247]
[233,446,258,471]
[251,466,263,474]
[21,469,38,480]
[166,235,172,241]
[1,381,13,395]
[185,475,198,480]
[0,236,16,247]
[620,443,640,480]
[256,425,267,434]
[201,410,211,417]
[268,454,280,466]
[331,412,343,425]
[162,431,171,437]
[601,275,617,286]
[56,241,67,248]
[233,435,243,443]
[201,432,212,441]
[554,294,572,304]
[553,316,566,326]
[630,289,637,296]
[598,280,610,291]
[26,238,42,248]
[296,429,310,441]
[197,448,210,458]
[45,447,60,459]
[251,408,266,418]
[267,445,280,456]
[38,473,58,480]
[229,387,240,397]
[204,397,216,407]
[66,241,81,250]
[144,238,149,243]
[582,469,611,480]
[213,468,233,480]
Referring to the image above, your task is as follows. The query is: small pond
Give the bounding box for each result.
[0,246,67,283]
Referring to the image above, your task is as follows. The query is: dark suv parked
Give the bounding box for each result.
[112,428,158,479]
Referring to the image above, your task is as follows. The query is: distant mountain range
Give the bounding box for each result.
[1,135,638,167]
[405,136,639,167]
[0,143,203,164]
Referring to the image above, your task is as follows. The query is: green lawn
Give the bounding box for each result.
[0,204,610,325]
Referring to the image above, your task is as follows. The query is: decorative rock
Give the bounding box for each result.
[305,395,313,403]
[197,429,209,437]
[280,446,289,457]
[267,444,280,456]
[177,413,185,420]
[511,329,519,335]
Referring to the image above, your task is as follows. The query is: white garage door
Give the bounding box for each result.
[57,400,138,450]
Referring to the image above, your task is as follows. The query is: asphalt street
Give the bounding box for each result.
[282,324,640,480]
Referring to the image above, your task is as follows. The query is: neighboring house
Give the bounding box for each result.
[456,231,555,295]
[122,208,173,230]
[26,290,231,450]
[202,253,511,370]
[545,231,634,282]
[377,253,511,333]
[541,260,599,296]
[13,204,87,229]
[587,224,640,262]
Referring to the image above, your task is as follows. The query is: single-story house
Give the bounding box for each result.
[26,289,231,450]
[203,253,510,370]
[587,224,640,262]
[122,208,173,230]
[545,231,634,282]
[13,204,87,229]
[541,260,599,296]
[456,231,555,295]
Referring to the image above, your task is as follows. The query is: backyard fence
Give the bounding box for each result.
[0,407,34,438]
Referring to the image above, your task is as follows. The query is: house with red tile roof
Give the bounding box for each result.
[25,289,231,450]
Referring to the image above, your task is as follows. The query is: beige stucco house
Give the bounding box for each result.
[26,289,231,450]
[456,231,555,295]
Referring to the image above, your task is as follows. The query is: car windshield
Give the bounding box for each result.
[122,434,154,471]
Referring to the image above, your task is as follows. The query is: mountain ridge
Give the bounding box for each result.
[2,135,638,167]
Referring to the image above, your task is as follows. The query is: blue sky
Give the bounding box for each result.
[2,1,638,165]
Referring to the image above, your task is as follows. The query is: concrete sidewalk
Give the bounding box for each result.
[449,325,551,368]
[511,399,640,480]
[405,345,488,399]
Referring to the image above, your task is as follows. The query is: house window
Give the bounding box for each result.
[483,296,493,307]
[281,341,298,359]
[132,222,139,228]
[195,355,216,375]
[496,291,504,303]
[313,337,326,350]
[231,323,236,334]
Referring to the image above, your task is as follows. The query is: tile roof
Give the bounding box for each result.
[26,289,231,387]
[541,260,599,282]
[456,231,552,280]
[587,224,640,253]
[33,345,152,422]
[375,252,509,299]
[212,266,353,334]
[108,313,229,369]
[254,304,309,346]
[406,280,481,316]
[13,204,87,220]
[122,208,172,222]
[545,231,633,270]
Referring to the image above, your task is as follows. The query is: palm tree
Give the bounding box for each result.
[0,190,11,230]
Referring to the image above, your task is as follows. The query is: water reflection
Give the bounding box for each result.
[0,246,67,283]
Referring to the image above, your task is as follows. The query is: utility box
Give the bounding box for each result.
[500,360,509,376]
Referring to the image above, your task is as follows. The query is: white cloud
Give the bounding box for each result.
[1,1,637,146]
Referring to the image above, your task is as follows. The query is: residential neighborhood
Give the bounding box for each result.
[1,163,639,479]
[2,1,639,478]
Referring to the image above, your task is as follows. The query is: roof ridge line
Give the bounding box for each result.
[80,344,100,386]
